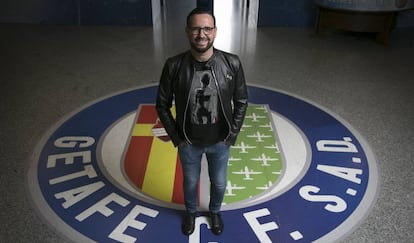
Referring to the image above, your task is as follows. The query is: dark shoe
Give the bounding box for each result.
[210,212,223,235]
[182,213,196,235]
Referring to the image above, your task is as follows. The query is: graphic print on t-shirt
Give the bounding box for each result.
[191,70,219,125]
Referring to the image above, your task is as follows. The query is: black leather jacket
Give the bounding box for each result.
[156,49,248,147]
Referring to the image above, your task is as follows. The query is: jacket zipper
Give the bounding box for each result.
[182,67,194,145]
[210,67,232,142]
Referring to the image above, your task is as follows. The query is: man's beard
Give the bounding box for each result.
[190,37,214,53]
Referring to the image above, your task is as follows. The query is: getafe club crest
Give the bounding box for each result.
[27,84,378,242]
[123,104,283,208]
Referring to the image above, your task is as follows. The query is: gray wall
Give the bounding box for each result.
[1,0,413,27]
[0,0,152,25]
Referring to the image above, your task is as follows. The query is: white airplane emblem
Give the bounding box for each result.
[228,156,241,166]
[247,131,272,142]
[254,106,267,111]
[240,124,252,132]
[232,142,256,153]
[251,153,279,166]
[232,166,262,180]
[225,181,245,196]
[264,143,280,153]
[259,122,273,131]
[256,181,273,190]
[245,113,266,122]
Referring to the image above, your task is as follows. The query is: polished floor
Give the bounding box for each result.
[1,3,414,243]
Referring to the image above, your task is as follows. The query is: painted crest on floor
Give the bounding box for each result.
[27,84,379,242]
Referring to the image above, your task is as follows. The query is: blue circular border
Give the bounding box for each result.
[27,84,378,242]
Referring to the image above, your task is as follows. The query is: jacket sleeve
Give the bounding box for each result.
[155,59,185,147]
[227,57,248,145]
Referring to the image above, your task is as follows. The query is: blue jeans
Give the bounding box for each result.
[178,142,230,214]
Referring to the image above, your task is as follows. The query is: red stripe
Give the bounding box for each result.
[137,105,159,124]
[124,136,153,188]
[124,105,156,188]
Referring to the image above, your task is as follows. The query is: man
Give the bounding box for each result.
[156,8,248,236]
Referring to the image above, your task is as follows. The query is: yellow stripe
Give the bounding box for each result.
[170,106,176,117]
[132,124,153,136]
[142,137,177,202]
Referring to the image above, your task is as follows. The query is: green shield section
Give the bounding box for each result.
[224,104,283,204]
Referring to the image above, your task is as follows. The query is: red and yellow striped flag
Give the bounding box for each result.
[124,104,187,204]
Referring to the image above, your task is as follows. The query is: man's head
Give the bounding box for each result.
[186,8,217,55]
[186,8,216,27]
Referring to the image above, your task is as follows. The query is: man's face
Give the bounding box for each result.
[186,13,217,54]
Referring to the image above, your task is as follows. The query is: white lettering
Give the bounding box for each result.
[47,151,91,168]
[299,185,347,213]
[54,136,95,148]
[189,217,211,243]
[244,208,278,243]
[49,165,97,185]
[316,137,358,153]
[54,181,105,209]
[109,205,159,243]
[317,164,362,184]
[76,192,129,222]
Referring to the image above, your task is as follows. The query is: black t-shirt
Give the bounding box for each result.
[186,61,227,146]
